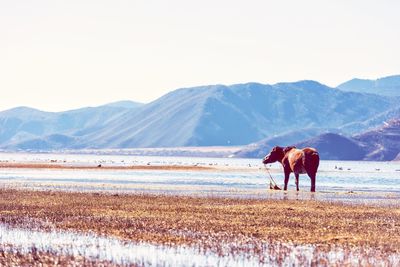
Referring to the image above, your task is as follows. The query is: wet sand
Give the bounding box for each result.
[0,161,273,174]
[0,162,216,171]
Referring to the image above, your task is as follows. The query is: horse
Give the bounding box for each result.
[262,146,319,192]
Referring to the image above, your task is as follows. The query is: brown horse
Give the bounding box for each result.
[262,146,319,192]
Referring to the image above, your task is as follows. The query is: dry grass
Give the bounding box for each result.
[1,189,399,255]
[0,246,120,267]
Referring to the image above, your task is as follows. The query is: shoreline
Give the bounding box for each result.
[0,161,277,173]
[0,162,216,171]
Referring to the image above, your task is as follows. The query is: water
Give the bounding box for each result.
[0,152,399,205]
[1,152,399,265]
[1,224,398,266]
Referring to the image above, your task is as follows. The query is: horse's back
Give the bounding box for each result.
[286,147,320,174]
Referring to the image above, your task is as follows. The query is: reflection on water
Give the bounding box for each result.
[0,153,399,205]
[1,224,398,267]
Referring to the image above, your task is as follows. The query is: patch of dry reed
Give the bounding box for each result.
[1,189,399,255]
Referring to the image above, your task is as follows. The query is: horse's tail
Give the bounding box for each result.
[303,148,320,172]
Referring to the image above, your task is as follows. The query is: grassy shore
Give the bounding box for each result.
[1,189,399,253]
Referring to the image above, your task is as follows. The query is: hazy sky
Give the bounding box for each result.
[1,0,399,111]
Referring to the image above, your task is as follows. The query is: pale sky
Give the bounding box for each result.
[1,0,399,111]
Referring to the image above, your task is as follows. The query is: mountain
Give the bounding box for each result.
[0,107,57,146]
[72,81,398,148]
[337,75,400,96]
[6,134,76,151]
[0,101,143,149]
[353,119,400,161]
[338,106,400,133]
[269,119,400,161]
[233,128,336,158]
[295,133,367,160]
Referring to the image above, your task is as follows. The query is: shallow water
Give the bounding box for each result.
[1,224,398,267]
[0,152,399,205]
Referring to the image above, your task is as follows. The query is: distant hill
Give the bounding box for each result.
[72,81,398,148]
[0,101,142,150]
[295,120,400,161]
[295,133,367,160]
[337,75,400,96]
[353,119,400,161]
[7,134,76,151]
[233,128,336,158]
[235,130,365,160]
[235,119,400,161]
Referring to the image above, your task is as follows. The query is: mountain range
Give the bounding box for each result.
[1,74,400,160]
[69,81,398,149]
[337,75,400,96]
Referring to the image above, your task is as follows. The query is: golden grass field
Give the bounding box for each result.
[1,188,399,265]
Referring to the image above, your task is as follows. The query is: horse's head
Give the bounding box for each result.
[262,146,285,164]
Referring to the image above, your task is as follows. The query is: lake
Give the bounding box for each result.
[0,152,399,205]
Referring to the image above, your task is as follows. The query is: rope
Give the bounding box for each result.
[264,164,281,190]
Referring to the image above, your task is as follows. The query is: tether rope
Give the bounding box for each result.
[264,164,281,190]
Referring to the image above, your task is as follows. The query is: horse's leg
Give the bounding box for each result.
[295,173,299,191]
[308,172,316,192]
[304,151,319,193]
[284,170,290,191]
